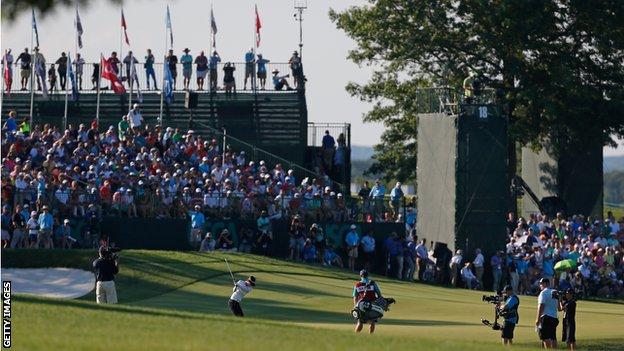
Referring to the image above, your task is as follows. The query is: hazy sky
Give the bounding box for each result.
[1,0,622,156]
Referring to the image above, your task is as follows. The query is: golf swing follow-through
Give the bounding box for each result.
[226,258,256,317]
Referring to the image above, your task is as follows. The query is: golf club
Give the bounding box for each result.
[224,258,236,286]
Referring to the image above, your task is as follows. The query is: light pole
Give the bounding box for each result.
[293,0,307,58]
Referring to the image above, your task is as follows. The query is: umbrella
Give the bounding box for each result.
[554,259,577,272]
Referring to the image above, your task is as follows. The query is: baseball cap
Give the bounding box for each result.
[350,224,357,230]
[539,278,550,285]
[359,269,369,277]
[503,285,513,292]
[248,275,256,286]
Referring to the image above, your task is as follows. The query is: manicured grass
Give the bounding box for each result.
[4,250,624,351]
[604,204,624,220]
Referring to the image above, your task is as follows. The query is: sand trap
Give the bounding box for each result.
[2,268,95,299]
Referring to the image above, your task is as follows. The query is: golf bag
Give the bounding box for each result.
[351,297,396,323]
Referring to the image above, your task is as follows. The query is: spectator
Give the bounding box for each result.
[3,111,18,134]
[199,232,216,252]
[91,63,100,90]
[223,62,236,94]
[74,53,85,90]
[189,205,205,243]
[195,50,208,91]
[59,218,75,249]
[209,50,221,91]
[389,182,404,220]
[36,205,54,248]
[345,224,360,271]
[461,262,479,289]
[15,48,31,90]
[302,239,316,263]
[26,211,38,248]
[122,51,139,87]
[369,179,386,222]
[128,103,143,132]
[271,69,292,91]
[472,248,485,289]
[288,215,305,260]
[10,204,26,248]
[56,52,68,90]
[165,49,178,89]
[288,50,303,89]
[1,206,11,248]
[47,64,57,93]
[144,49,158,90]
[449,249,463,287]
[491,250,504,292]
[256,53,269,90]
[217,229,234,251]
[360,231,376,271]
[180,48,193,90]
[404,236,417,281]
[243,47,255,90]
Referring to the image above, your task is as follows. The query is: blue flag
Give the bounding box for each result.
[67,53,79,101]
[32,8,40,47]
[163,61,174,104]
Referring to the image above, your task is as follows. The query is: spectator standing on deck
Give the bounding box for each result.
[209,50,221,92]
[56,52,68,90]
[256,53,269,90]
[389,182,404,220]
[165,49,178,89]
[180,48,193,90]
[15,48,31,90]
[122,51,139,87]
[289,50,303,89]
[195,51,208,91]
[243,47,255,90]
[223,62,236,94]
[144,49,158,90]
[369,179,386,222]
[74,53,85,90]
[321,130,335,172]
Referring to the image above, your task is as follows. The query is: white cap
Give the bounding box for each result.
[350,224,357,230]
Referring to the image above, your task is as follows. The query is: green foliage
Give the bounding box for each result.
[330,0,624,180]
[1,0,120,21]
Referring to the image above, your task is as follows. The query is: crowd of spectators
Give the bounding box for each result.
[2,47,305,93]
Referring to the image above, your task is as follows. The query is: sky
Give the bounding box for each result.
[1,0,622,156]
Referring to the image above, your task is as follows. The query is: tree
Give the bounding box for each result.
[330,0,624,182]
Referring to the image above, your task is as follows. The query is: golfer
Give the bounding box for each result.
[229,276,256,317]
[353,269,382,334]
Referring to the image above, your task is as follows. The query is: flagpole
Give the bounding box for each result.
[120,7,124,88]
[74,2,79,96]
[128,52,133,113]
[253,5,257,93]
[159,5,167,126]
[29,9,35,129]
[96,54,102,125]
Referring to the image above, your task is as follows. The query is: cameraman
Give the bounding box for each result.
[499,285,520,346]
[559,288,576,351]
[93,246,119,304]
[536,278,559,349]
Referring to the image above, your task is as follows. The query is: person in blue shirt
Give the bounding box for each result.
[360,232,376,270]
[369,180,386,222]
[271,69,292,91]
[389,182,404,220]
[256,53,270,90]
[499,285,520,345]
[3,111,18,134]
[37,205,54,248]
[189,205,205,244]
[1,206,11,248]
[302,239,317,263]
[345,225,360,271]
[180,48,193,90]
[243,48,255,90]
[209,50,221,92]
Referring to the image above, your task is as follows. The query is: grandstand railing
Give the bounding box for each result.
[10,188,408,224]
[3,62,296,94]
[413,86,499,114]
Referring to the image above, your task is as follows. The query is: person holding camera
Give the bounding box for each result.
[93,245,119,304]
[536,278,559,349]
[499,285,520,346]
[559,288,576,350]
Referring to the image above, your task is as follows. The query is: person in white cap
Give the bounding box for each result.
[128,103,143,132]
[271,69,292,91]
[345,224,360,271]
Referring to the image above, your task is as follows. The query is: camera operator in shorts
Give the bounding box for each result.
[558,288,576,350]
[498,285,520,346]
[93,245,120,304]
[536,278,559,349]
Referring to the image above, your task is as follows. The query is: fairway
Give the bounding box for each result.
[6,250,624,351]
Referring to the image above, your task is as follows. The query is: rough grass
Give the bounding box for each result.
[4,249,624,351]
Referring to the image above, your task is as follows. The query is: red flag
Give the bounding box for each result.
[101,55,126,94]
[255,5,261,47]
[121,10,130,45]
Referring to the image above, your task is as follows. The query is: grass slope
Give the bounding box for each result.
[4,249,624,351]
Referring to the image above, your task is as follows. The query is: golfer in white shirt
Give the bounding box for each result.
[229,276,256,317]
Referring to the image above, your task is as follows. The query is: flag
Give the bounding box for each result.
[166,5,173,48]
[3,53,11,95]
[76,6,84,49]
[101,55,126,94]
[210,7,218,48]
[255,5,261,47]
[32,8,40,48]
[35,58,47,98]
[163,60,174,104]
[67,53,79,101]
[121,10,130,45]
